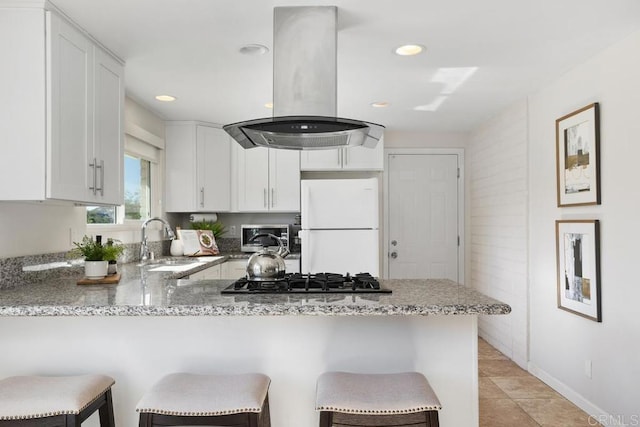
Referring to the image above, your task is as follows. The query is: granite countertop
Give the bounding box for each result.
[0,256,510,317]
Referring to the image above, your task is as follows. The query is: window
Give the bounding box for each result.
[124,154,151,220]
[86,205,116,224]
[87,134,161,225]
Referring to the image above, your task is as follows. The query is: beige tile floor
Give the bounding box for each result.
[478,338,600,427]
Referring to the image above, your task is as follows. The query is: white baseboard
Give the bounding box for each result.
[528,362,630,426]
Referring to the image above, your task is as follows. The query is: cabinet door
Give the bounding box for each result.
[343,143,384,171]
[236,146,270,211]
[300,149,342,171]
[269,149,300,211]
[165,124,197,212]
[94,47,124,205]
[299,137,384,171]
[47,12,93,202]
[285,258,300,273]
[189,264,221,280]
[0,8,47,200]
[196,126,231,211]
[221,260,248,279]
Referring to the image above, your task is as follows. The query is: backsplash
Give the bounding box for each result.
[215,237,240,253]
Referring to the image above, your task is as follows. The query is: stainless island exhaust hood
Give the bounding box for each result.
[223,6,384,150]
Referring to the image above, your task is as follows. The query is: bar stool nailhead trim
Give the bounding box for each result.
[316,371,441,426]
[137,372,271,427]
[0,374,115,426]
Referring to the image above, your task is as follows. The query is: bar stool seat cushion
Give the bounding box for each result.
[0,374,115,420]
[316,371,442,415]
[136,372,271,417]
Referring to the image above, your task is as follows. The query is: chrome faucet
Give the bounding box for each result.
[140,217,176,262]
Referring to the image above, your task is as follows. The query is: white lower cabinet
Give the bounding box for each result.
[300,137,384,171]
[188,263,222,280]
[285,258,301,274]
[221,260,248,279]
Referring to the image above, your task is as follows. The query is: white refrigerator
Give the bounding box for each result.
[300,178,379,276]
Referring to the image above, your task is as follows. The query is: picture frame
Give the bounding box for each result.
[555,220,601,322]
[556,103,600,207]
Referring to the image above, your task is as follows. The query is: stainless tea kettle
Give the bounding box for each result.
[246,233,290,281]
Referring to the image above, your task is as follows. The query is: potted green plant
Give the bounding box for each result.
[190,220,226,239]
[67,236,124,279]
[103,238,125,275]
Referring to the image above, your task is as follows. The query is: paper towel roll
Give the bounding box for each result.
[189,213,218,223]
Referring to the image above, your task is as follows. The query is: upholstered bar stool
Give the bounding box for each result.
[137,372,271,427]
[316,371,441,427]
[0,374,116,427]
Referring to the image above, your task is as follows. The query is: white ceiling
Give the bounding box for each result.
[51,0,640,134]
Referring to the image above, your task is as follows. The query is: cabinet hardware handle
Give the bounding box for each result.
[271,188,275,208]
[96,160,104,196]
[344,148,349,166]
[337,149,341,166]
[200,187,205,207]
[263,188,267,208]
[89,158,97,195]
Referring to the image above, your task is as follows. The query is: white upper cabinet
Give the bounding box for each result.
[300,136,384,171]
[0,7,124,204]
[235,146,300,212]
[165,123,231,212]
[93,48,125,205]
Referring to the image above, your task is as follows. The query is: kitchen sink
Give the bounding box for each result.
[137,257,188,267]
[147,262,206,273]
[138,256,225,272]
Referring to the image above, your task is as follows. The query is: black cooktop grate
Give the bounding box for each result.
[222,273,391,294]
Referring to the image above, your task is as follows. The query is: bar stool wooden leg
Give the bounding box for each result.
[98,389,116,427]
[319,411,333,427]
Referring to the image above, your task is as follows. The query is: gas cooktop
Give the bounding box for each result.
[221,273,391,294]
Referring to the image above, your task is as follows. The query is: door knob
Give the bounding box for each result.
[390,251,398,259]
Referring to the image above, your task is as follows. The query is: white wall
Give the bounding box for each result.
[0,97,165,258]
[384,130,468,149]
[468,101,529,368]
[528,30,640,420]
[465,28,640,420]
[0,201,86,258]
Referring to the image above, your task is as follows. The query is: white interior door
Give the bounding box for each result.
[387,153,460,281]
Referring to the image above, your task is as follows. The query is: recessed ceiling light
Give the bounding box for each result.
[264,102,273,109]
[371,101,390,108]
[155,95,176,102]
[395,44,425,56]
[240,44,269,55]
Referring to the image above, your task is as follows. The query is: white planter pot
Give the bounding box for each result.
[170,239,184,256]
[84,260,108,279]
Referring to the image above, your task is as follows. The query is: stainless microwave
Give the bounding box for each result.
[241,224,290,252]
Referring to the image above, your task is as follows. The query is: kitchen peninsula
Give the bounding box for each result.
[0,260,510,427]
